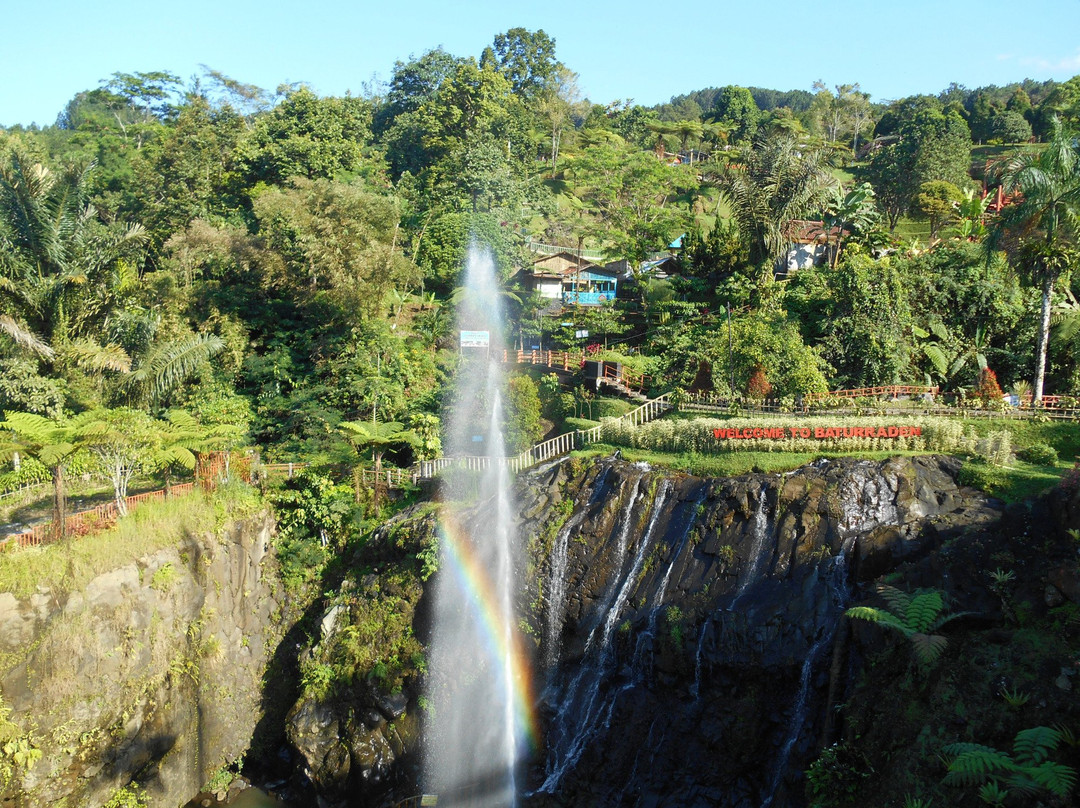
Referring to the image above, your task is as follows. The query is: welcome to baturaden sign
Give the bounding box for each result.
[713,425,924,441]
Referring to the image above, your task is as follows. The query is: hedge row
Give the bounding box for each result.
[598,416,971,455]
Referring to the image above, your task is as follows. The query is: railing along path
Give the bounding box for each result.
[499,348,648,393]
[415,393,672,479]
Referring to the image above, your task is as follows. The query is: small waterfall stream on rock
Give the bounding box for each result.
[534,478,673,795]
[425,245,528,807]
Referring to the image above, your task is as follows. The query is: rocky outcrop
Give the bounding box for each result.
[282,505,436,808]
[0,512,289,808]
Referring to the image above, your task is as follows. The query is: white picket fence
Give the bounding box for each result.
[415,393,672,479]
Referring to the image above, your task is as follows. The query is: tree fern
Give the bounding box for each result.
[1013,726,1063,766]
[909,632,948,666]
[941,743,1018,787]
[846,585,967,668]
[943,728,1077,801]
[843,606,911,636]
[906,590,944,633]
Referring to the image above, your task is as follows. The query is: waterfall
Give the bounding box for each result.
[633,488,707,678]
[425,245,526,807]
[545,463,617,667]
[732,485,771,607]
[760,534,856,808]
[533,478,672,795]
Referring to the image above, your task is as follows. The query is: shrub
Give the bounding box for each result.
[974,368,1004,407]
[592,398,633,419]
[599,415,953,455]
[1017,442,1058,465]
[746,365,772,401]
[806,743,875,807]
[564,417,601,432]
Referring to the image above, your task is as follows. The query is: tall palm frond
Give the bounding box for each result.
[61,338,133,373]
[0,314,54,358]
[127,333,226,404]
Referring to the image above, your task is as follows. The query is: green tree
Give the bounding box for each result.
[567,142,688,263]
[913,180,964,238]
[239,88,373,184]
[253,178,419,320]
[708,86,760,144]
[504,374,544,451]
[80,407,163,516]
[373,47,463,136]
[990,116,1080,401]
[866,99,972,228]
[989,110,1033,144]
[487,28,560,100]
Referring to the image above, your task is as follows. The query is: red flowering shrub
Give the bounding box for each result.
[747,366,772,400]
[974,368,1004,406]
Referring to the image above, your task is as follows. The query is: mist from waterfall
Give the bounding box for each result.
[424,245,526,807]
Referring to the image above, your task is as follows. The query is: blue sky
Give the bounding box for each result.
[3,0,1080,126]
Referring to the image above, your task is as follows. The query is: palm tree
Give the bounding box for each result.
[0,152,148,357]
[671,120,704,164]
[704,131,838,266]
[338,420,420,509]
[989,116,1080,401]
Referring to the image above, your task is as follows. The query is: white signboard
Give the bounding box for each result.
[459,330,490,348]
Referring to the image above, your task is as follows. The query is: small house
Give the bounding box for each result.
[562,264,619,306]
[781,220,847,276]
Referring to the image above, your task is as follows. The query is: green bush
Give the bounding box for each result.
[564,417,601,432]
[592,398,633,419]
[806,743,875,807]
[1017,442,1058,465]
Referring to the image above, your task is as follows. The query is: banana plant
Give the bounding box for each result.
[912,321,988,389]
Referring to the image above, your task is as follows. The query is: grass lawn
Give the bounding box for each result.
[891,216,933,243]
[1,478,170,535]
[0,482,264,601]
[0,492,217,600]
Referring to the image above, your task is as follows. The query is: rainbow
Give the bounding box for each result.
[438,513,540,753]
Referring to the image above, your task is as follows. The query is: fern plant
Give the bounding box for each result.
[845,585,969,667]
[943,726,1077,802]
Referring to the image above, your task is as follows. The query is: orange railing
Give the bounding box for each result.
[1,482,197,553]
[804,385,940,404]
[499,349,649,393]
[500,348,585,371]
[602,362,648,393]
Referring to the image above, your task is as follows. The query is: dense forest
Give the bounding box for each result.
[1,26,1079,477]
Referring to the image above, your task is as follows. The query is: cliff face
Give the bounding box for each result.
[0,513,290,808]
[514,454,1000,808]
